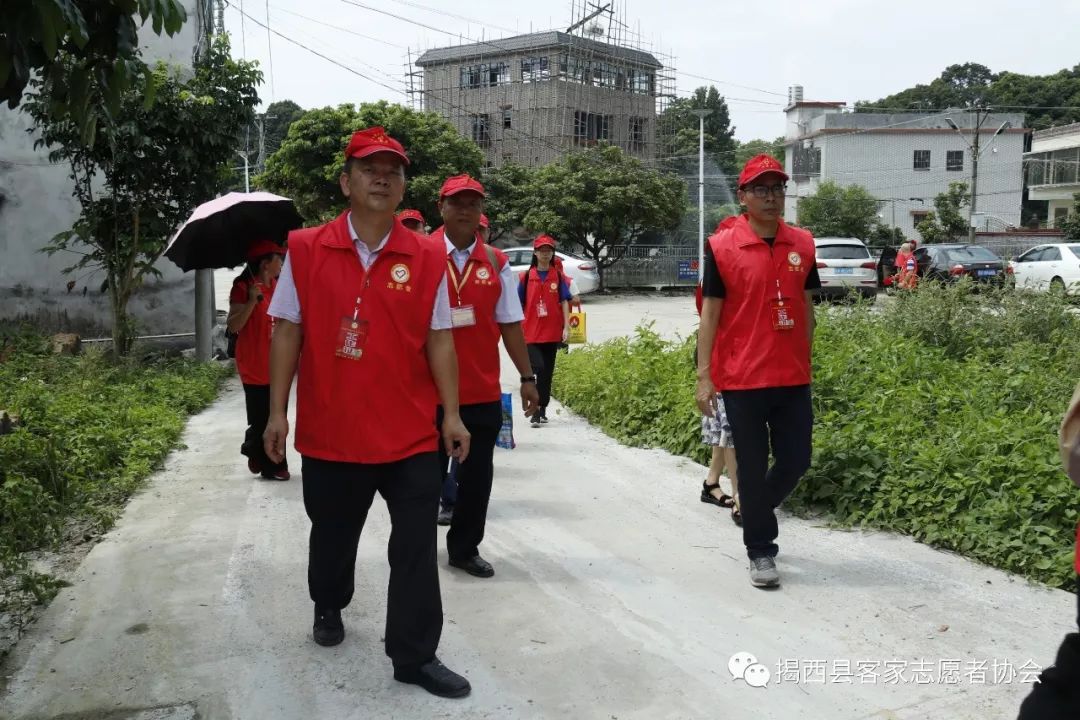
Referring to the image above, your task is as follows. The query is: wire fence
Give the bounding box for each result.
[603,245,701,288]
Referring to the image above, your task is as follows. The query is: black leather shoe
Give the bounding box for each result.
[449,554,494,578]
[394,657,471,698]
[437,506,453,526]
[313,606,344,647]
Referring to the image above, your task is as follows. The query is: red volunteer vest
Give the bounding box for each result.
[232,276,275,386]
[288,212,444,464]
[432,228,507,406]
[708,215,816,391]
[521,267,565,343]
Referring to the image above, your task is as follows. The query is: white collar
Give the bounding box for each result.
[346,212,391,252]
[444,233,476,256]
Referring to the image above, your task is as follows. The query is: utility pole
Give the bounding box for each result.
[691,109,712,281]
[945,108,1011,245]
[254,113,277,176]
[969,111,982,245]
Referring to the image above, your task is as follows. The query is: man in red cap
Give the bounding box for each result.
[430,174,539,578]
[695,154,821,589]
[398,209,427,235]
[264,127,472,698]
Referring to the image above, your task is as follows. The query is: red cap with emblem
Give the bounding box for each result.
[246,238,285,262]
[737,154,788,188]
[344,126,410,165]
[479,213,490,229]
[439,174,486,198]
[397,209,425,224]
[533,234,556,250]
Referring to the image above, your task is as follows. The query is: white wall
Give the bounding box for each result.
[786,130,1024,238]
[0,1,206,337]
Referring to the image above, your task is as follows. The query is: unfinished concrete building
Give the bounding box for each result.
[410,4,673,168]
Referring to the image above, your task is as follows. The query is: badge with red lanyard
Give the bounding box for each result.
[336,276,373,359]
[770,275,796,332]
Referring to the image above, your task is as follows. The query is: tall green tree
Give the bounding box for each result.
[25,37,262,356]
[259,101,484,223]
[734,137,787,170]
[3,0,188,142]
[262,99,305,159]
[658,86,738,186]
[858,62,1080,129]
[797,181,881,239]
[505,144,686,289]
[916,182,971,243]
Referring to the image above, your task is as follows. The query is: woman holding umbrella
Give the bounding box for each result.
[228,239,289,480]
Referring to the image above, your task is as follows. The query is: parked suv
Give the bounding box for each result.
[813,237,878,300]
[913,244,1009,285]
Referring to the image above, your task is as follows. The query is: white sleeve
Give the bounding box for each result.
[494,259,526,324]
[267,254,302,324]
[430,274,452,330]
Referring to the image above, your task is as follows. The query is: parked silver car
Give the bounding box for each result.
[503,247,600,295]
[813,237,878,300]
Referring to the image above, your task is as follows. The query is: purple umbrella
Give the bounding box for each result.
[165,192,304,271]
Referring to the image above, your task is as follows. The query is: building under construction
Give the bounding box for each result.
[409,1,675,168]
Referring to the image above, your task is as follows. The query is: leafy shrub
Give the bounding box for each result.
[553,283,1080,589]
[0,338,230,609]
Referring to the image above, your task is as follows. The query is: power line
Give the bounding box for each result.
[269,4,406,48]
[264,0,275,100]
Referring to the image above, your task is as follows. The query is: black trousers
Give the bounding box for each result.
[301,452,442,670]
[528,342,561,408]
[722,385,813,560]
[240,384,287,473]
[437,401,503,560]
[1017,577,1080,719]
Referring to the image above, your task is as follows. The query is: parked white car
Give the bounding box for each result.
[503,246,600,295]
[1008,243,1080,295]
[812,237,878,300]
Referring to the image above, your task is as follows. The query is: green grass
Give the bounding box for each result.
[0,330,231,609]
[553,282,1080,590]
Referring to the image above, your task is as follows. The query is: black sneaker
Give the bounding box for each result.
[538,407,549,424]
[530,414,541,428]
[394,657,471,698]
[437,506,453,526]
[313,605,344,646]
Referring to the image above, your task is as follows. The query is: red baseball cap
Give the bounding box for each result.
[534,234,556,250]
[246,238,285,261]
[440,174,486,198]
[479,213,490,229]
[738,154,788,188]
[344,126,409,165]
[397,209,425,225]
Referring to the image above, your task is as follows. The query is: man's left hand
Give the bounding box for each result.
[521,381,540,417]
[442,412,472,464]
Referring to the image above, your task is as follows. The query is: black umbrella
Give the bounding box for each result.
[165,192,304,271]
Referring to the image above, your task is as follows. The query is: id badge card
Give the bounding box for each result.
[451,304,477,328]
[770,298,796,331]
[335,317,369,360]
[537,301,549,318]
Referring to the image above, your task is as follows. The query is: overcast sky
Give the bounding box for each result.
[222,0,1080,141]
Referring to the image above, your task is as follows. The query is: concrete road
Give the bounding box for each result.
[1,295,1073,720]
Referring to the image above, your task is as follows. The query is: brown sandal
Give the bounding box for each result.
[700,481,734,508]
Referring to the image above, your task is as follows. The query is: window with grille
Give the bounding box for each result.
[471,114,491,147]
[946,150,963,172]
[913,150,931,171]
[521,56,550,82]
